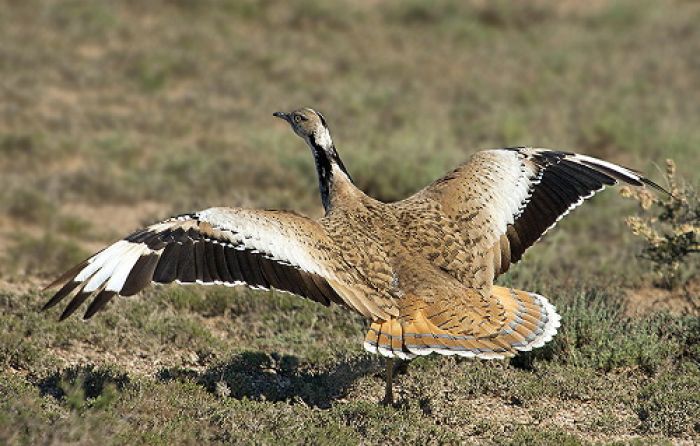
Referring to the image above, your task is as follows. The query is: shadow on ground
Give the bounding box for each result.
[36,364,130,401]
[160,351,385,408]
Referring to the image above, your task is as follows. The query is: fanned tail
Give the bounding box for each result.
[364,286,561,360]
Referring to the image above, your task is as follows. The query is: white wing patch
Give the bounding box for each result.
[198,208,331,278]
[475,150,540,241]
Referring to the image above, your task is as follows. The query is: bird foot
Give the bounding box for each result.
[380,391,394,406]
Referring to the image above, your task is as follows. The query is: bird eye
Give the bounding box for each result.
[293,115,302,123]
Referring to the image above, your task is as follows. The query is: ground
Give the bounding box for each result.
[0,1,698,445]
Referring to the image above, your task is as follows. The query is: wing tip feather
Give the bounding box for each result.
[42,260,89,292]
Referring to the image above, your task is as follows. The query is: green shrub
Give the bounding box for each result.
[621,159,700,288]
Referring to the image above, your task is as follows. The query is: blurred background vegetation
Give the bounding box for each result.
[0,0,698,285]
[0,1,698,444]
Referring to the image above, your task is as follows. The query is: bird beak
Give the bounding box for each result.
[273,111,290,122]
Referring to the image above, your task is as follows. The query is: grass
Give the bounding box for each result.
[0,0,698,444]
[1,287,698,444]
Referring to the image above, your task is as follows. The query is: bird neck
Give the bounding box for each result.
[307,137,352,213]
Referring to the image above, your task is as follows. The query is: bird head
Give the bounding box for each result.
[273,107,333,151]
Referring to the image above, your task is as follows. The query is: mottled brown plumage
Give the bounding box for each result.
[43,107,664,404]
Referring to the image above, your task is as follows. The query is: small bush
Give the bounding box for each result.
[621,159,699,288]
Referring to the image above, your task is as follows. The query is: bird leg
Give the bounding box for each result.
[381,357,395,405]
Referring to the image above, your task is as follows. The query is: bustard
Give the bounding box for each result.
[43,107,664,405]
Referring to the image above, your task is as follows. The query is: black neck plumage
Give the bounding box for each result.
[308,139,351,212]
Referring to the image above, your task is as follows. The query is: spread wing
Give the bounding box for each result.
[418,147,665,279]
[42,207,362,320]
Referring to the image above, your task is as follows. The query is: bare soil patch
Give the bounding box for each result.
[624,280,700,317]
